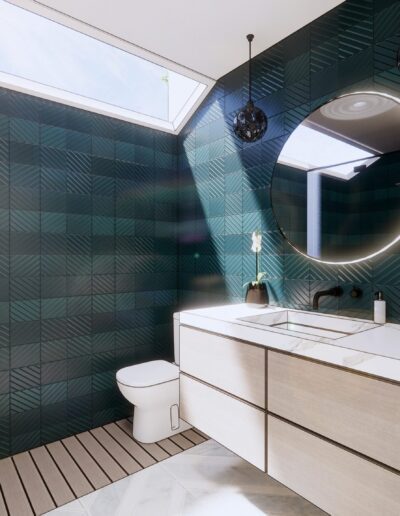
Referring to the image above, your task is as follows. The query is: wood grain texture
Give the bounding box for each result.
[268,416,400,516]
[157,438,182,456]
[169,433,194,451]
[0,457,33,516]
[180,326,266,408]
[76,432,126,482]
[46,441,93,498]
[116,419,169,461]
[103,423,156,468]
[182,429,206,445]
[90,426,142,475]
[0,486,7,516]
[13,452,55,515]
[268,351,400,470]
[180,374,265,470]
[62,436,110,489]
[30,446,75,508]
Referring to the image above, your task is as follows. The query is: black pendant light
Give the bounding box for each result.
[233,34,267,143]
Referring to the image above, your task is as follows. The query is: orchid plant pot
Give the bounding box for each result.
[245,282,269,305]
[244,230,269,305]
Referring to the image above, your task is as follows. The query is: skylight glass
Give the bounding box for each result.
[278,125,379,180]
[0,0,209,132]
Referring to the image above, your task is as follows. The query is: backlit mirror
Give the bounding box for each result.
[271,92,400,263]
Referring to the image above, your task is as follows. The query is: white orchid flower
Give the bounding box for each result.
[251,231,262,253]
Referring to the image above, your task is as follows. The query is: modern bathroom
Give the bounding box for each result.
[0,0,399,515]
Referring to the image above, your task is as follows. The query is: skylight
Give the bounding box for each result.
[0,0,212,133]
[278,125,379,180]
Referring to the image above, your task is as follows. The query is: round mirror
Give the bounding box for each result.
[271,92,400,263]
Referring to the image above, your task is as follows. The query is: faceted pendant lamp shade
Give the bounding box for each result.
[233,34,267,143]
[233,100,267,142]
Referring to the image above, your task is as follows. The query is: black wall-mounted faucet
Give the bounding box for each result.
[312,286,343,310]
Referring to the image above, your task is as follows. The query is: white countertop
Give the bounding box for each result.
[178,304,400,383]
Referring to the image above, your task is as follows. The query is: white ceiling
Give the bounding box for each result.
[10,0,344,80]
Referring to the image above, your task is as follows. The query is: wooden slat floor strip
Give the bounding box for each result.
[13,452,56,515]
[116,419,170,462]
[46,441,93,499]
[0,457,33,516]
[0,486,8,516]
[76,432,126,483]
[103,423,156,468]
[61,437,110,490]
[90,427,142,475]
[157,437,183,456]
[169,433,195,451]
[182,429,206,445]
[30,447,75,508]
[0,420,208,515]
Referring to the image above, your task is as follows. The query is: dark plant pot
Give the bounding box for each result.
[245,282,269,305]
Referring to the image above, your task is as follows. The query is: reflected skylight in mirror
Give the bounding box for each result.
[278,125,378,180]
[0,0,209,132]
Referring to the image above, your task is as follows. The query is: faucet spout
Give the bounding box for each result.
[312,286,343,310]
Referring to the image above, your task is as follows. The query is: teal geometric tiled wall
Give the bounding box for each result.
[177,0,400,322]
[0,88,178,457]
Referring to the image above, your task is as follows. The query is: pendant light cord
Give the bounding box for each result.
[247,34,254,101]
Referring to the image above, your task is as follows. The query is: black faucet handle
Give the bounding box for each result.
[350,286,362,298]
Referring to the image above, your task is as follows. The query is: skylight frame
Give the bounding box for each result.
[3,0,214,134]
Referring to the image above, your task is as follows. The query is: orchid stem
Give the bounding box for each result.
[256,251,259,283]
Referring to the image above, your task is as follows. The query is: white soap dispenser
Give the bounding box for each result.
[374,291,386,324]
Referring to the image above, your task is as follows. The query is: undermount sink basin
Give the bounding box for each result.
[238,310,378,340]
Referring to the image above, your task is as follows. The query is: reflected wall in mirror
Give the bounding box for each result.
[271,92,400,263]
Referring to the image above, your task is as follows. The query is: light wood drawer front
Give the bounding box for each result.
[268,351,400,470]
[180,326,265,408]
[180,374,265,470]
[268,416,400,516]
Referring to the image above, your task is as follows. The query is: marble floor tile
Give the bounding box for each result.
[45,499,88,516]
[47,440,325,516]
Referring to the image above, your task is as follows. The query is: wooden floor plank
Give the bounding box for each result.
[30,446,75,508]
[0,457,33,516]
[103,423,156,468]
[62,437,110,490]
[182,429,206,445]
[90,427,142,475]
[157,438,182,456]
[193,428,209,439]
[76,432,126,482]
[13,452,55,515]
[116,419,170,462]
[169,433,194,450]
[0,486,7,516]
[46,441,93,498]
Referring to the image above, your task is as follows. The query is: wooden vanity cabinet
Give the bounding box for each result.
[178,323,400,514]
[268,350,400,471]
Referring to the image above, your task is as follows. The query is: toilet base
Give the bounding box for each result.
[132,406,191,444]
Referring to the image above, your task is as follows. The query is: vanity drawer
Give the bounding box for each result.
[180,326,266,408]
[180,374,265,470]
[268,351,400,470]
[268,416,400,516]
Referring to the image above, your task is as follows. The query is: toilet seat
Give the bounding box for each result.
[116,360,179,388]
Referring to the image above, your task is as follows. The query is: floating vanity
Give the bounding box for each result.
[176,304,400,516]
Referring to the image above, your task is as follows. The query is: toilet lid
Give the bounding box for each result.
[116,360,179,387]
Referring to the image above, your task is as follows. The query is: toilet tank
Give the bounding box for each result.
[173,313,180,366]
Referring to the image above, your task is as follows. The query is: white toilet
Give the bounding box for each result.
[116,314,191,443]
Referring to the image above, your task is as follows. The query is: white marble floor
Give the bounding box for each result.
[46,440,325,516]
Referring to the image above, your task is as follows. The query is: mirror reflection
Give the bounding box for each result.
[271,92,400,263]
